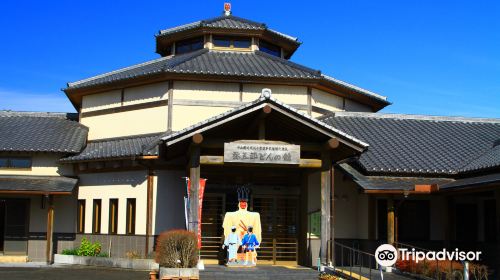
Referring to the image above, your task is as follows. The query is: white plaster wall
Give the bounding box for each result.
[81,106,168,140]
[78,171,148,235]
[153,170,186,234]
[242,84,308,104]
[174,81,240,101]
[123,82,169,106]
[0,154,73,176]
[311,88,343,112]
[82,90,121,113]
[171,105,231,131]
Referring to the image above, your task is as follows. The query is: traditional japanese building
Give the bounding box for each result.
[0,7,498,275]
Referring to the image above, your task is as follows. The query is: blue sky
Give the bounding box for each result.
[0,0,499,117]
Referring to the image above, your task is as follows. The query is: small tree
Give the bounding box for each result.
[155,230,198,268]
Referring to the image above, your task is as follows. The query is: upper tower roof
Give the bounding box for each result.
[155,14,301,58]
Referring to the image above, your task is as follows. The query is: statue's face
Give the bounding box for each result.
[239,201,247,209]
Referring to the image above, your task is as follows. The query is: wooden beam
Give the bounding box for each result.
[320,151,331,264]
[192,133,204,145]
[46,195,54,264]
[324,138,339,150]
[330,165,335,265]
[245,105,272,138]
[145,169,154,258]
[188,146,200,233]
[307,87,312,116]
[199,155,322,168]
[387,197,395,245]
[167,80,174,132]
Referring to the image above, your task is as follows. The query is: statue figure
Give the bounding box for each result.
[241,225,259,265]
[222,185,262,265]
[222,226,240,264]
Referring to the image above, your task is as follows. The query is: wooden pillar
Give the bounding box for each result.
[445,196,455,248]
[188,145,201,232]
[46,195,54,264]
[167,81,174,133]
[320,151,331,264]
[145,169,154,257]
[330,166,335,265]
[299,171,309,266]
[387,197,395,245]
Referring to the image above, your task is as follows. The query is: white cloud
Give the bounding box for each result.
[0,88,76,113]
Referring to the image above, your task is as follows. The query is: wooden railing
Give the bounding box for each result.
[200,236,298,264]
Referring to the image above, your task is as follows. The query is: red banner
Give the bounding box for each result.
[187,178,207,248]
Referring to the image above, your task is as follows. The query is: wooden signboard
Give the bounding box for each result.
[224,141,300,165]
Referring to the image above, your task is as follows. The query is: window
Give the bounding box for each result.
[0,157,32,169]
[176,36,204,55]
[77,200,85,233]
[126,199,136,235]
[213,36,251,49]
[259,40,281,57]
[109,199,118,234]
[92,199,101,234]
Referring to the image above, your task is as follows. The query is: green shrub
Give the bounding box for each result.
[96,252,109,258]
[76,238,102,257]
[61,248,78,255]
[155,230,198,268]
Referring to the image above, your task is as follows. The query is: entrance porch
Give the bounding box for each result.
[158,94,368,267]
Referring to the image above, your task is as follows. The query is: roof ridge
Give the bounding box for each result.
[331,111,500,124]
[254,50,321,77]
[0,110,74,118]
[203,15,266,28]
[161,95,369,149]
[67,55,173,88]
[321,74,388,101]
[164,48,209,70]
[157,20,202,36]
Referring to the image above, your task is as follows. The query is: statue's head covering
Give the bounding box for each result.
[237,185,250,202]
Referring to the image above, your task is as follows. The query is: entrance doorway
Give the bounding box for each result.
[0,199,29,255]
[200,186,300,264]
[199,164,303,264]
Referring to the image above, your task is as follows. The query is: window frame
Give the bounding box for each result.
[175,36,204,55]
[259,40,282,57]
[77,200,86,234]
[0,157,32,170]
[212,36,252,50]
[126,198,136,235]
[92,199,102,234]
[108,199,119,235]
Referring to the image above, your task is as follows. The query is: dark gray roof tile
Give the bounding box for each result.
[157,15,298,42]
[61,133,163,162]
[0,111,88,153]
[0,175,77,193]
[322,112,500,176]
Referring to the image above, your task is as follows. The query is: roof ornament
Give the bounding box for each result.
[224,3,232,16]
[261,88,272,99]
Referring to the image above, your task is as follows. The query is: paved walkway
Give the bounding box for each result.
[334,266,414,280]
[0,266,147,280]
[201,264,319,280]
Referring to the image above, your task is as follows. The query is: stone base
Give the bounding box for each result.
[225,260,257,267]
[159,267,199,279]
